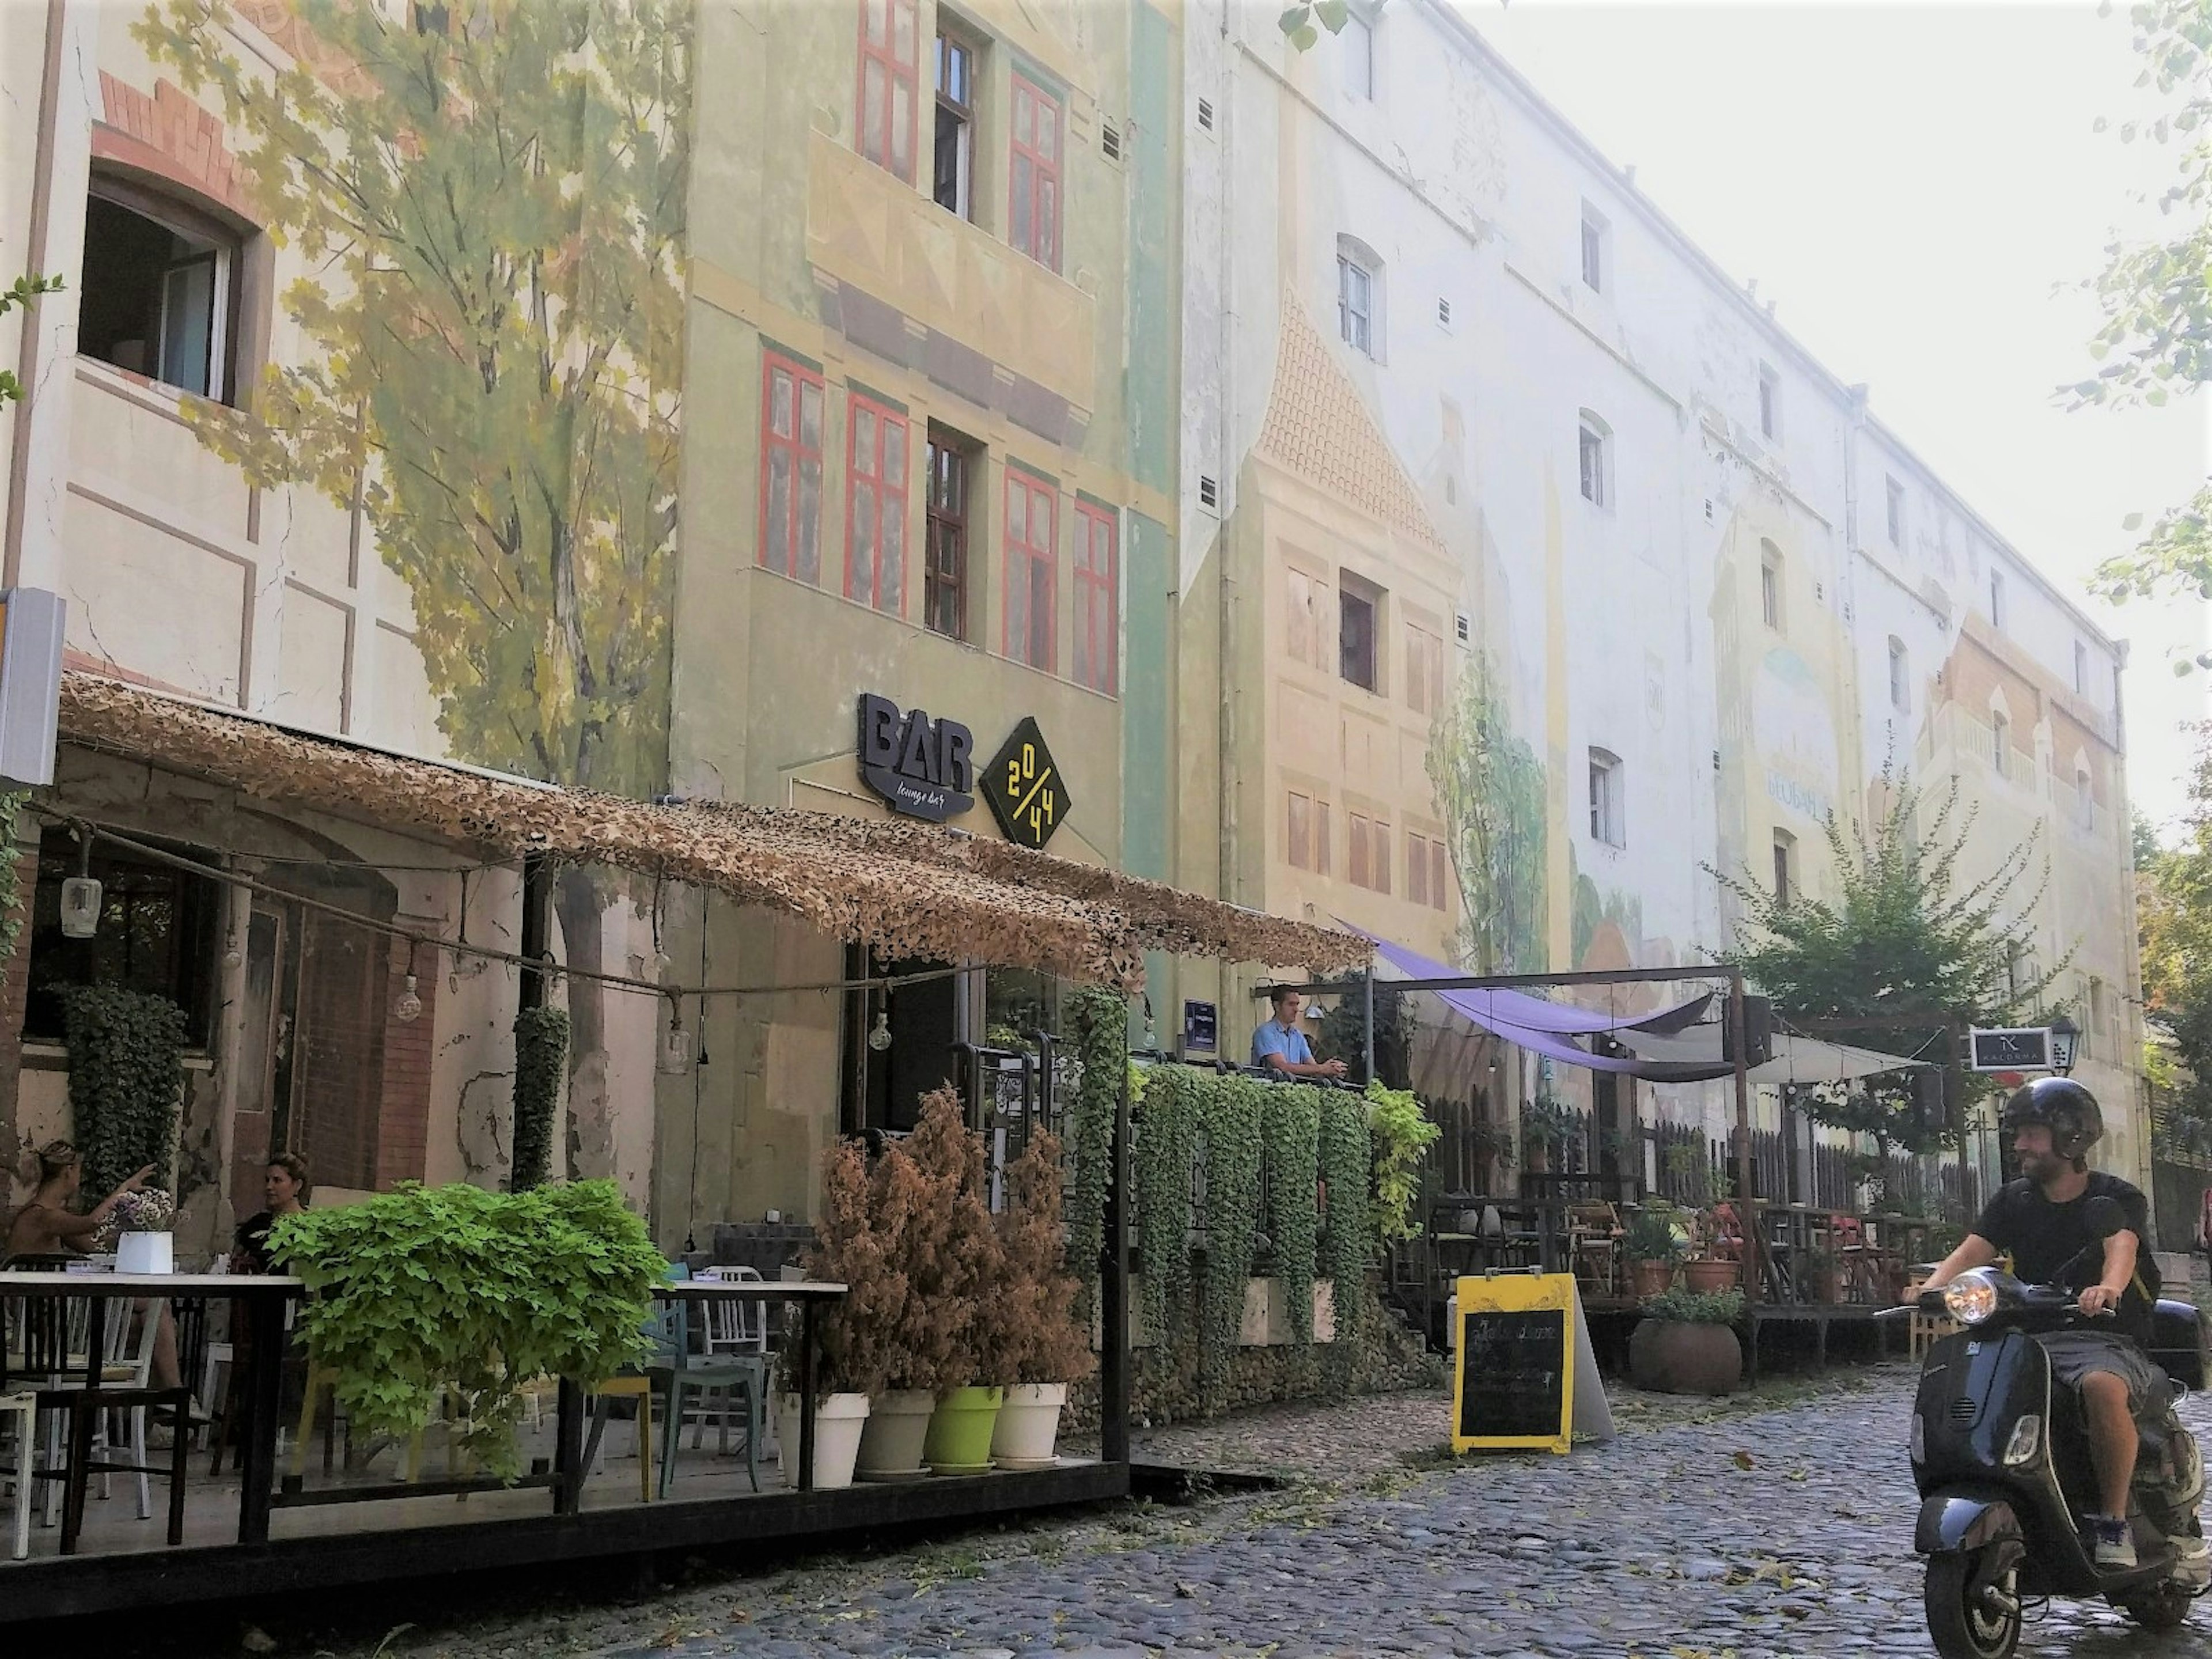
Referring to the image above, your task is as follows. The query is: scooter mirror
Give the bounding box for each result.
[2082,1194,2127,1240]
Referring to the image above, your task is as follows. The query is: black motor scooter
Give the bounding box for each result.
[1898,1196,2211,1658]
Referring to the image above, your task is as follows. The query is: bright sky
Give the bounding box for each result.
[1458,0,2212,834]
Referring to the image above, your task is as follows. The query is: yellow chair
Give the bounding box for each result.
[581,1375,657,1503]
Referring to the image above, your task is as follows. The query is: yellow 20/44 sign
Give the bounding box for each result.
[982,717,1070,851]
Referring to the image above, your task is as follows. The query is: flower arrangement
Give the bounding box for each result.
[92,1186,176,1250]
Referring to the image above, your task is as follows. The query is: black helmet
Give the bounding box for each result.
[2001,1077,2104,1162]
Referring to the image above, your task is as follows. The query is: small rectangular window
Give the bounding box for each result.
[844,392,908,614]
[759,353,826,584]
[1588,748,1624,849]
[1990,567,2007,632]
[933,30,976,218]
[1888,637,1910,714]
[1073,499,1118,695]
[1758,363,1782,443]
[923,427,972,641]
[1338,253,1374,357]
[857,0,921,184]
[1405,623,1444,715]
[1009,72,1063,272]
[1760,547,1783,633]
[2074,640,2089,697]
[1288,791,1312,872]
[1578,422,1607,507]
[1349,812,1370,890]
[1885,475,1906,547]
[1407,830,1429,907]
[1771,831,1794,904]
[81,188,240,403]
[1341,14,1375,101]
[1580,203,1608,293]
[1339,578,1378,691]
[1991,711,2011,780]
[1003,468,1058,670]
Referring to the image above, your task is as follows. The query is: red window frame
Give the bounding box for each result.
[1073,500,1118,694]
[854,0,919,183]
[1003,468,1058,671]
[844,392,909,613]
[759,353,825,584]
[1009,72,1063,272]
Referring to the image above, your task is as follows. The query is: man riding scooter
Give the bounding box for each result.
[1914,1077,2167,1568]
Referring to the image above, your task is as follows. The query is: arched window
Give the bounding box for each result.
[1588,747,1624,848]
[1759,541,1783,632]
[1990,708,2011,780]
[81,173,246,404]
[1336,235,1384,359]
[1577,410,1612,509]
[2074,755,2094,831]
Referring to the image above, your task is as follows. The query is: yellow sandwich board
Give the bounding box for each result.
[1449,1272,1612,1455]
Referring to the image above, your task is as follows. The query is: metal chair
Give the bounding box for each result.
[653,1295,764,1497]
[3,1388,33,1560]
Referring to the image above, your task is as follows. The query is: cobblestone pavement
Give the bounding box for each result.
[281,1361,2207,1659]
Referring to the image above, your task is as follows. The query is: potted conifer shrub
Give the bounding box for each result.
[793,1138,890,1490]
[904,1091,1004,1476]
[978,1130,1092,1469]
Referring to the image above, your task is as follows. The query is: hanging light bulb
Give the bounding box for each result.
[866,1008,893,1052]
[393,974,423,1024]
[223,927,244,971]
[659,999,694,1074]
[59,838,100,940]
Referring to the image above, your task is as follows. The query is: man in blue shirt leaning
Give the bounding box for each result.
[1251,986,1349,1080]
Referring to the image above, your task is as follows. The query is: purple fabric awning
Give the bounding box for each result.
[1349,926,1733,1081]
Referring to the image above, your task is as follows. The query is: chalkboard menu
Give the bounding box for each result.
[1456,1308,1567,1441]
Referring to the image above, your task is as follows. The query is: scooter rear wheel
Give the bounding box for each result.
[2119,1585,2192,1631]
[1924,1554,2022,1659]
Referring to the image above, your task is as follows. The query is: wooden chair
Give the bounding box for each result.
[1564,1204,1623,1299]
[3,1388,33,1560]
[579,1301,681,1504]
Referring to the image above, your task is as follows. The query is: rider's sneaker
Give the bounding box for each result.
[2089,1516,2138,1569]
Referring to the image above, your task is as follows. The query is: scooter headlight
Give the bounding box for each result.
[1944,1274,1999,1326]
[2002,1414,2042,1468]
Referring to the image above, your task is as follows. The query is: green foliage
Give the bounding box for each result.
[1066,987,1126,1308]
[1520,1093,1578,1156]
[1622,1205,1684,1264]
[60,986,187,1196]
[1713,767,2058,1155]
[1198,1078,1265,1397]
[1264,1085,1322,1345]
[1319,1088,1372,1351]
[1363,1080,1439,1246]
[0,790,28,973]
[1639,1286,1745,1327]
[138,0,691,800]
[1427,653,1548,972]
[0,274,65,406]
[1135,1063,1199,1343]
[2136,733,2212,1147]
[510,1006,569,1191]
[272,1180,664,1478]
[1278,0,1358,52]
[1314,977,1415,1088]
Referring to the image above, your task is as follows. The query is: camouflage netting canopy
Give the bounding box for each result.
[57,673,1365,990]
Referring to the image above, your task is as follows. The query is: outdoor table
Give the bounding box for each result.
[643,1279,846,1495]
[0,1270,304,1552]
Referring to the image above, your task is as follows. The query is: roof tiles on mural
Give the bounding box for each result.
[56,672,1365,990]
[1256,291,1445,550]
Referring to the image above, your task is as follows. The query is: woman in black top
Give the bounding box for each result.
[232,1153,310,1274]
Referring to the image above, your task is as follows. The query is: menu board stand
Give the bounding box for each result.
[1449,1272,1615,1454]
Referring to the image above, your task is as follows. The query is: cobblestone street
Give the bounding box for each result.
[268,1361,2207,1659]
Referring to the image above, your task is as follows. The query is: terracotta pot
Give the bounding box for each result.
[1630,1259,1677,1300]
[1683,1257,1742,1294]
[1628,1319,1743,1396]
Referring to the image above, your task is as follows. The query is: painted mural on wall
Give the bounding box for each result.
[1425,653,1546,973]
[140,0,695,1168]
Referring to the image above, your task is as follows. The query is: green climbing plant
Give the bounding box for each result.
[0,790,29,973]
[1135,1061,1198,1343]
[1198,1075,1265,1397]
[59,986,188,1196]
[1364,1080,1440,1248]
[1318,1088,1372,1353]
[0,274,64,407]
[271,1180,666,1479]
[1264,1085,1322,1346]
[1066,986,1127,1307]
[510,1005,570,1191]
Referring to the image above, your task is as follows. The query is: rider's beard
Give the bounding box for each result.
[2017,1147,2067,1185]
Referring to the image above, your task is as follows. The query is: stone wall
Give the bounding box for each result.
[1065,1279,1444,1435]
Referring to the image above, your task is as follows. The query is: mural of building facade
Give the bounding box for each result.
[1179,0,2146,1183]
[0,0,1180,1254]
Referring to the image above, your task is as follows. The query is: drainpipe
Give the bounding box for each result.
[1214,0,1240,1018]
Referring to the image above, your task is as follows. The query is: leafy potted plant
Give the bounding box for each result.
[1622,1202,1683,1299]
[1520,1094,1575,1175]
[977,1130,1092,1469]
[1628,1286,1745,1396]
[1683,1162,1743,1294]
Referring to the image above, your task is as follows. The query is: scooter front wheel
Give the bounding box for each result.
[1925,1553,2023,1659]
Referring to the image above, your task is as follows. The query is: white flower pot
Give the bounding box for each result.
[854,1388,934,1481]
[990,1382,1067,1469]
[776,1392,870,1491]
[116,1232,174,1275]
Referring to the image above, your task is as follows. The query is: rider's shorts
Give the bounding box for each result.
[2035,1328,2169,1413]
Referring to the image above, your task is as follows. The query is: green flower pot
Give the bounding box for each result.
[922,1387,1005,1475]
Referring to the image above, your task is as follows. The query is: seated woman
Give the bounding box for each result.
[231,1154,310,1274]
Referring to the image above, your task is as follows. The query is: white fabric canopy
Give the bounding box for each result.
[1613,1027,1933,1085]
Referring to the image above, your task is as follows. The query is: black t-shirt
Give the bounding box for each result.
[1972,1172,2162,1343]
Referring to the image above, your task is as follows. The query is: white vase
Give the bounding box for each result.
[116,1232,174,1275]
[776,1392,870,1491]
[854,1388,934,1481]
[990,1382,1067,1469]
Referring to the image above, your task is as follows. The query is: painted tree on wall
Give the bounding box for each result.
[1425,654,1547,974]
[139,0,693,1163]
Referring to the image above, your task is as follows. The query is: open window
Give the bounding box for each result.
[1336,235,1384,359]
[1339,573,1382,691]
[843,946,965,1136]
[25,825,221,1046]
[78,181,241,403]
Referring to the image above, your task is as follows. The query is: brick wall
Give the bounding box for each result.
[93,74,256,222]
[376,926,437,1191]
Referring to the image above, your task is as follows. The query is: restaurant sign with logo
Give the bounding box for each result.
[855,694,1070,852]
